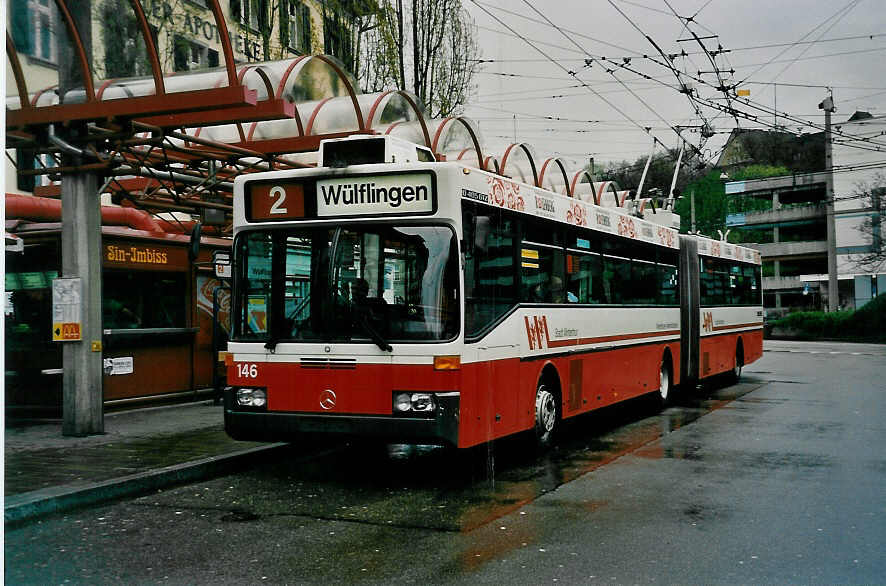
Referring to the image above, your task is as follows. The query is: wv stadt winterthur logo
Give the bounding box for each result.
[524,315,551,350]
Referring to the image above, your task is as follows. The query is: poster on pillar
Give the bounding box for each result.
[52,278,82,341]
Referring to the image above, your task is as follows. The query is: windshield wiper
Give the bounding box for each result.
[355,313,392,352]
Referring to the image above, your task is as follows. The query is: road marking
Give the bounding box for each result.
[767,349,884,357]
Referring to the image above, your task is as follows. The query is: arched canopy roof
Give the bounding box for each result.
[594,181,623,206]
[245,56,363,143]
[570,170,595,202]
[380,121,430,149]
[363,90,430,147]
[430,117,484,168]
[499,143,538,186]
[181,56,364,150]
[538,157,571,196]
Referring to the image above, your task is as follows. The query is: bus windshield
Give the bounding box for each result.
[234,224,459,345]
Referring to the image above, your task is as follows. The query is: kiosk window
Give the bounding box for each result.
[103,271,186,329]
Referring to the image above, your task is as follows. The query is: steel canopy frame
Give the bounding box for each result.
[6,3,609,221]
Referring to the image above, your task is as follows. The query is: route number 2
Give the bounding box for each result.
[269,186,287,215]
[238,363,258,378]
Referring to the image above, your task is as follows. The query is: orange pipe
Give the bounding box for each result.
[6,193,164,232]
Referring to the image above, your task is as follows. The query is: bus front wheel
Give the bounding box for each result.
[657,358,673,408]
[534,382,560,448]
[730,342,744,383]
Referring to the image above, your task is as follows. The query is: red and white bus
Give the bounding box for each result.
[223,135,762,449]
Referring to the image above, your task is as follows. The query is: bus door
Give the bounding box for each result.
[678,235,700,386]
[463,204,523,442]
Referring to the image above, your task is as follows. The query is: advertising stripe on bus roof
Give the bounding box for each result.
[460,171,681,249]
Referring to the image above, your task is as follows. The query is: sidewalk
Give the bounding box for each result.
[4,400,286,525]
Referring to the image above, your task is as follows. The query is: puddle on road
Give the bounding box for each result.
[144,380,765,534]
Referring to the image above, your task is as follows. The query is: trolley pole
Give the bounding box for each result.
[819,94,838,312]
[636,141,656,198]
[61,161,104,436]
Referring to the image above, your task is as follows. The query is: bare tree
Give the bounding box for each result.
[356,0,478,117]
[356,2,403,92]
[849,173,886,272]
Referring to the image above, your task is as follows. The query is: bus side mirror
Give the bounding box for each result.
[463,213,475,259]
[189,222,202,262]
[463,214,490,260]
[474,216,490,253]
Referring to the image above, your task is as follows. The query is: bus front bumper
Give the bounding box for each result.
[223,390,460,447]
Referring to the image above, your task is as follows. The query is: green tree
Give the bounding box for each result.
[674,164,791,238]
[601,149,704,201]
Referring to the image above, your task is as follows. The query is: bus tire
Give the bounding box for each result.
[534,381,560,448]
[657,356,673,408]
[730,340,744,383]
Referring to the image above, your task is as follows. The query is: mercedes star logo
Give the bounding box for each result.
[319,389,337,410]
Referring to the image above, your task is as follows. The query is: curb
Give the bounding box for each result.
[4,442,288,526]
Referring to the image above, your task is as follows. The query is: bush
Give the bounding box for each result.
[770,294,886,342]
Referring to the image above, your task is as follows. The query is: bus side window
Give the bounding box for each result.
[567,252,605,304]
[463,205,517,337]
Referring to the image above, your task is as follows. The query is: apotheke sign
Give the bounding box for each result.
[145,0,264,61]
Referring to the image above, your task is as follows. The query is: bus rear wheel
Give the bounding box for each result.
[534,382,559,448]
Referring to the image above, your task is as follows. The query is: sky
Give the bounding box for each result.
[459,0,886,173]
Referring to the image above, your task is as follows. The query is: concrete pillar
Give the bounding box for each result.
[61,167,104,436]
[821,100,839,312]
[772,191,780,244]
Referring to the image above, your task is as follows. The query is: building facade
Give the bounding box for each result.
[725,172,833,316]
[8,0,322,80]
[724,113,886,315]
[831,112,886,307]
[5,0,360,195]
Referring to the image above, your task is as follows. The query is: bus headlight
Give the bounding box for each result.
[411,393,436,412]
[237,388,253,405]
[393,392,437,414]
[236,387,267,409]
[394,393,413,412]
[251,388,267,407]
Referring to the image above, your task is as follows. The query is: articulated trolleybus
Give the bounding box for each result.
[224,135,763,449]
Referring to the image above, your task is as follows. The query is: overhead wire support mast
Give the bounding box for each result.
[469,1,669,151]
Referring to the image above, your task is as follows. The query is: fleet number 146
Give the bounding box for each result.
[237,363,258,378]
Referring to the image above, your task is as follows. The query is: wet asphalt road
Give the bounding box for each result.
[6,340,886,585]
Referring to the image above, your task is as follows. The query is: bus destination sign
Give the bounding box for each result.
[316,173,434,217]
